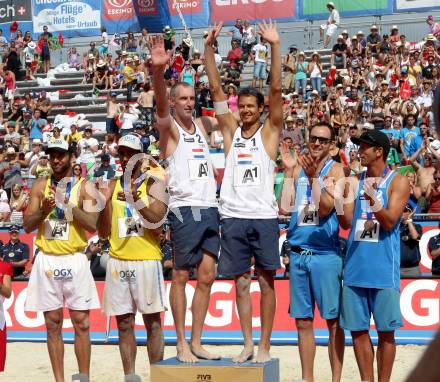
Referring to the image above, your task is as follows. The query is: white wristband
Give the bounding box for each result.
[214,101,230,116]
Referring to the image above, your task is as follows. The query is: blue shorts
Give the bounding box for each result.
[253,61,267,80]
[218,218,279,277]
[340,285,403,332]
[106,117,118,135]
[289,251,342,319]
[169,207,220,270]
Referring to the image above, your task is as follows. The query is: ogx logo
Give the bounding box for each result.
[46,268,73,280]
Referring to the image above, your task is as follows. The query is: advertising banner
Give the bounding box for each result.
[299,0,392,20]
[102,0,140,33]
[395,0,440,11]
[132,0,171,33]
[5,279,439,345]
[32,0,102,37]
[0,0,32,39]
[168,0,210,30]
[210,0,295,23]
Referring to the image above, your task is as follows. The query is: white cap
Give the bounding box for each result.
[357,30,364,35]
[6,147,15,155]
[342,29,348,34]
[363,122,374,130]
[39,151,48,158]
[118,134,142,152]
[337,34,344,39]
[32,138,42,145]
[47,139,69,152]
[391,25,398,30]
[327,2,335,8]
[371,25,378,30]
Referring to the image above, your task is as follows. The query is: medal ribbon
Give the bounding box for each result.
[120,172,147,218]
[51,177,74,220]
[306,159,333,205]
[365,167,390,220]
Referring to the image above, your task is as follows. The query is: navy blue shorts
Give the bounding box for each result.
[106,117,118,135]
[169,206,220,270]
[218,218,280,277]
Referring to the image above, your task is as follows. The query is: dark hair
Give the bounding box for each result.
[237,87,265,107]
[310,122,336,141]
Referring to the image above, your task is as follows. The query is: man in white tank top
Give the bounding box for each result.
[150,36,221,363]
[204,21,283,363]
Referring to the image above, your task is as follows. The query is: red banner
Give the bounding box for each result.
[4,279,439,343]
[103,0,136,20]
[211,0,295,23]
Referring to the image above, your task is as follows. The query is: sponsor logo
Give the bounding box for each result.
[112,269,136,283]
[137,0,158,15]
[45,268,73,280]
[211,0,294,22]
[0,0,32,23]
[104,0,135,21]
[168,0,202,15]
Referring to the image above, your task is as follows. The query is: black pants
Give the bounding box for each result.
[126,80,136,102]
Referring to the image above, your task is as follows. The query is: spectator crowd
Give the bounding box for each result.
[0,15,439,279]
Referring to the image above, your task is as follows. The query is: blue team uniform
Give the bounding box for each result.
[340,170,403,332]
[287,159,342,319]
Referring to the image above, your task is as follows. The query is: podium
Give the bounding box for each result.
[151,357,279,382]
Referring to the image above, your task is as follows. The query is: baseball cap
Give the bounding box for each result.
[47,139,69,153]
[110,92,117,97]
[351,130,391,155]
[118,134,142,152]
[362,122,374,130]
[32,138,42,145]
[9,225,20,233]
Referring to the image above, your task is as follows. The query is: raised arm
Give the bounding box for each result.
[204,23,238,147]
[149,35,174,123]
[260,20,283,131]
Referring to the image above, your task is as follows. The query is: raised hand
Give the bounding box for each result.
[257,19,280,46]
[299,153,317,179]
[279,141,297,170]
[205,22,223,47]
[148,35,173,68]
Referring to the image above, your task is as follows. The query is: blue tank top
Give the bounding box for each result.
[287,159,340,255]
[182,70,193,86]
[344,170,400,290]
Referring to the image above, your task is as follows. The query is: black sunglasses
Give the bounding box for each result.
[310,135,331,145]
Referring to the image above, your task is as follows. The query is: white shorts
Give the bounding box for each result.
[102,258,166,316]
[321,23,338,37]
[25,252,100,312]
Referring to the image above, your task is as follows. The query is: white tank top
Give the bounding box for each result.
[220,126,278,219]
[165,118,217,209]
[310,62,321,78]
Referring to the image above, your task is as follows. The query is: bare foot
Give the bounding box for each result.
[252,348,271,363]
[176,342,199,363]
[190,344,221,360]
[232,344,254,363]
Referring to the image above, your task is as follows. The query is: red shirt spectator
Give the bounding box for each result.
[227,40,243,67]
[0,260,12,372]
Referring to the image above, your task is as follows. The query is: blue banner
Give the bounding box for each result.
[32,0,102,38]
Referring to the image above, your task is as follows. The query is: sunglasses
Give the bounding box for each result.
[310,135,331,145]
[434,177,440,181]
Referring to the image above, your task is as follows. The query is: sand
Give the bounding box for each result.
[2,343,425,381]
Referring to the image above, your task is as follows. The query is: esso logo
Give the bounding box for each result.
[138,0,154,7]
[108,0,131,7]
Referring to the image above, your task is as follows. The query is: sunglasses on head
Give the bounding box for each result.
[310,135,331,145]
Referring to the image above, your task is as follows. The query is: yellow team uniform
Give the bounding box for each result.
[35,177,87,255]
[109,178,162,261]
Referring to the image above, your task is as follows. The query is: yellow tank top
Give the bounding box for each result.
[109,178,162,261]
[35,177,87,255]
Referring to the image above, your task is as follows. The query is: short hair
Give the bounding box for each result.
[310,122,336,141]
[238,87,265,107]
[170,82,194,99]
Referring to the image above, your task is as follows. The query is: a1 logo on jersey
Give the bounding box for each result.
[104,0,135,20]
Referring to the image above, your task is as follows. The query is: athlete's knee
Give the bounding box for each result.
[378,331,395,345]
[326,318,340,331]
[197,270,215,289]
[296,318,314,331]
[235,273,251,297]
[117,314,135,333]
[72,315,90,333]
[351,330,370,342]
[172,269,190,287]
[143,313,162,334]
[44,311,63,334]
[257,271,275,295]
